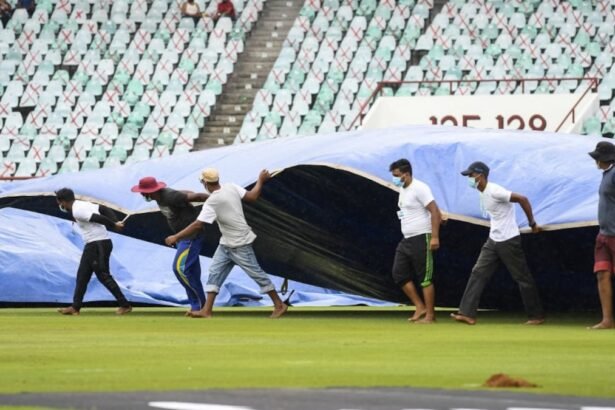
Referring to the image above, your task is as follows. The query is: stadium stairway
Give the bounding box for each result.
[195,0,304,148]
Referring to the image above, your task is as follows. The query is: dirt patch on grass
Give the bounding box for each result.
[484,373,538,388]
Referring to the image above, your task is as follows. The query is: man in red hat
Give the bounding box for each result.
[131,177,209,316]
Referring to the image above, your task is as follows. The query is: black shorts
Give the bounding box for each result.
[392,233,434,288]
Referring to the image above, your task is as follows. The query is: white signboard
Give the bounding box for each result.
[361,93,599,134]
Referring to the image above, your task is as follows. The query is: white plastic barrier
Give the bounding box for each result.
[361,93,599,134]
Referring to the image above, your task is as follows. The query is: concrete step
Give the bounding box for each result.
[214,89,256,96]
[209,110,252,118]
[208,111,251,118]
[226,75,268,82]
[214,89,261,96]
[206,117,245,125]
[200,129,241,138]
[215,82,263,89]
[215,85,266,93]
[194,141,229,150]
[215,103,251,110]
[240,52,281,59]
[202,123,242,130]
[194,140,233,149]
[242,44,286,50]
[215,87,261,93]
[203,120,243,127]
[213,95,255,104]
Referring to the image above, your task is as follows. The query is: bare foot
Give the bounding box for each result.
[450,312,476,325]
[57,306,79,316]
[408,309,427,322]
[415,316,436,324]
[524,319,545,325]
[588,321,614,330]
[270,303,288,319]
[116,306,132,315]
[185,310,202,317]
[190,310,213,318]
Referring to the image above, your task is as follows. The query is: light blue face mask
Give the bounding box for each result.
[467,176,478,189]
[392,176,403,187]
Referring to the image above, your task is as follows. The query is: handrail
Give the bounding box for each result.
[0,176,40,181]
[348,77,601,131]
[555,78,599,132]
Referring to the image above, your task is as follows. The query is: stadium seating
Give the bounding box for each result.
[408,0,615,137]
[0,0,266,176]
[235,0,436,142]
[0,0,614,177]
[237,0,615,142]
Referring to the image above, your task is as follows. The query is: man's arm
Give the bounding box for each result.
[165,220,205,246]
[168,190,208,207]
[243,169,271,203]
[98,205,118,222]
[178,190,209,202]
[426,201,441,250]
[88,205,124,231]
[510,193,540,233]
[187,192,209,202]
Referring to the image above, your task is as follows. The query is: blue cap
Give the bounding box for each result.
[461,161,490,177]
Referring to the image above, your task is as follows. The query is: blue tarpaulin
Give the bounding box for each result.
[0,207,390,306]
[0,125,604,309]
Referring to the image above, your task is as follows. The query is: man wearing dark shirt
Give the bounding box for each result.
[588,141,615,330]
[132,177,209,316]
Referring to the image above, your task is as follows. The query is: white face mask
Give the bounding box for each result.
[598,162,614,172]
[58,204,68,213]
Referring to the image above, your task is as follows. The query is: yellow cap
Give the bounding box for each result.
[200,168,219,183]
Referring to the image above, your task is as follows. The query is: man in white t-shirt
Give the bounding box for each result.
[389,159,442,323]
[451,161,544,325]
[55,188,132,316]
[165,168,288,319]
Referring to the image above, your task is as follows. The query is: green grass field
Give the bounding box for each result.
[0,307,614,399]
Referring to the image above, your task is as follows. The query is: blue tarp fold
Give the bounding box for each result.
[0,207,390,306]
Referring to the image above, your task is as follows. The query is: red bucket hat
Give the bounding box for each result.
[131,177,167,193]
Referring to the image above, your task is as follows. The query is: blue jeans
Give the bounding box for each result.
[206,243,275,294]
[172,237,206,311]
